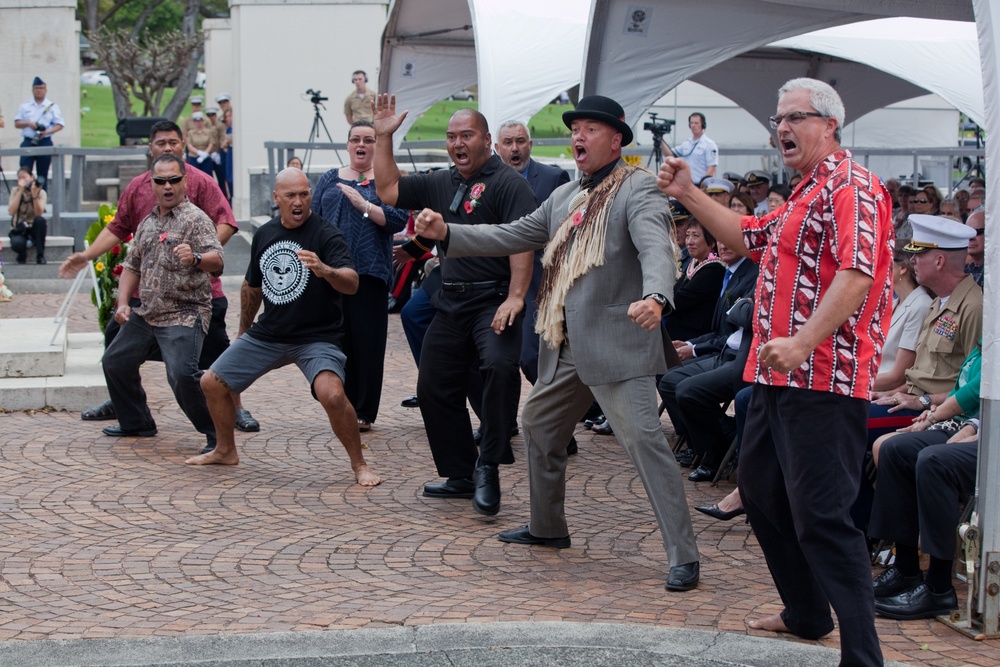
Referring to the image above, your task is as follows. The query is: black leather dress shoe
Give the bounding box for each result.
[688,465,716,482]
[694,504,746,521]
[875,583,957,620]
[473,460,500,515]
[102,424,157,437]
[422,477,475,498]
[872,566,923,598]
[400,395,419,408]
[498,525,570,548]
[675,449,700,469]
[666,561,700,591]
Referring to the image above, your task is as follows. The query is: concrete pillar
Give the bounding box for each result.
[228,0,388,219]
[0,0,81,154]
[203,18,233,106]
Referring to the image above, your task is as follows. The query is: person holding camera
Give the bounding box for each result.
[7,168,48,264]
[13,77,64,191]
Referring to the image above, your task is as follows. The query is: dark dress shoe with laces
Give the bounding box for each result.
[872,566,923,598]
[498,525,570,548]
[102,424,157,437]
[875,583,957,620]
[688,465,716,482]
[422,477,475,498]
[666,561,700,591]
[473,460,501,515]
[400,395,419,408]
[694,504,746,521]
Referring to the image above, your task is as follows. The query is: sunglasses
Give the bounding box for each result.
[910,198,929,204]
[152,175,184,185]
[974,227,985,236]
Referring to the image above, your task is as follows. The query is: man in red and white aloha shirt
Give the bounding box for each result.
[658,77,892,667]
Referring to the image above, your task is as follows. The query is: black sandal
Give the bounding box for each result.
[81,399,117,421]
[234,408,260,432]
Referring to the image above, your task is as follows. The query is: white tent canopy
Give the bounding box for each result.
[582,0,974,130]
[379,0,588,146]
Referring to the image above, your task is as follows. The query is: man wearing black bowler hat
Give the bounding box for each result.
[413,95,701,592]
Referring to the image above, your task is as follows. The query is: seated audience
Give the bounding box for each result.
[964,208,984,288]
[873,251,932,392]
[766,184,791,212]
[867,342,981,620]
[666,220,725,341]
[727,191,756,217]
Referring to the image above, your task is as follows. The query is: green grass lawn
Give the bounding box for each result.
[80,84,196,147]
[81,87,572,156]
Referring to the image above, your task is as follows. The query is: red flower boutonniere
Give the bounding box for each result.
[464,182,486,215]
[159,232,168,243]
[358,179,371,187]
[572,211,583,226]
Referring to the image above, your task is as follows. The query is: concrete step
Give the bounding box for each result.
[0,317,68,378]
[0,331,108,411]
[0,235,76,266]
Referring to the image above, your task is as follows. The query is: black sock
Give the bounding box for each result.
[926,557,955,594]
[894,544,921,578]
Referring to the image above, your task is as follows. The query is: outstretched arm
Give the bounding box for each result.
[372,94,408,207]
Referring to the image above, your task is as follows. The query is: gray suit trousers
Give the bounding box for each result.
[523,338,699,567]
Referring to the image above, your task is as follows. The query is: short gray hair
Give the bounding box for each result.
[778,78,845,143]
[497,120,529,138]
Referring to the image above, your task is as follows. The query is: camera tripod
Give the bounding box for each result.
[0,155,10,196]
[304,101,334,172]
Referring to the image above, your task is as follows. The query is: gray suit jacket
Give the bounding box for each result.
[446,160,677,386]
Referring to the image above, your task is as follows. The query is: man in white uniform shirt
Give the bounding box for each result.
[13,77,65,190]
[671,113,717,185]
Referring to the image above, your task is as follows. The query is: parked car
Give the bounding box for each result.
[80,70,111,86]
[449,89,475,101]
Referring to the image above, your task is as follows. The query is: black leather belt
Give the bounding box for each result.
[441,280,507,293]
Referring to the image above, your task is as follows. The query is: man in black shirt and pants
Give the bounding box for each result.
[374,95,536,516]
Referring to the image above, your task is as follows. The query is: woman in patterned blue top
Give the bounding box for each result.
[311,120,409,431]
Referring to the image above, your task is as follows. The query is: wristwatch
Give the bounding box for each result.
[644,293,668,307]
[193,253,202,267]
[918,394,932,410]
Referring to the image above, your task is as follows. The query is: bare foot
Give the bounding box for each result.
[185,451,239,465]
[354,464,382,487]
[748,614,790,633]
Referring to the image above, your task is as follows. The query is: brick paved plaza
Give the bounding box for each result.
[1,289,998,666]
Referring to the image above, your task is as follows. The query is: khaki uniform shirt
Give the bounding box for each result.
[344,89,376,123]
[905,274,983,396]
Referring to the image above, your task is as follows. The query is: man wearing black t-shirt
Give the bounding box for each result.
[374,95,536,516]
[186,169,381,487]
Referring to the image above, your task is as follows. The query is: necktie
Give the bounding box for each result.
[720,268,733,297]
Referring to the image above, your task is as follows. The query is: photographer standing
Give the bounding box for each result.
[13,77,64,191]
[7,168,47,264]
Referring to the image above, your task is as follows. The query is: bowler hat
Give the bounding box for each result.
[563,95,633,145]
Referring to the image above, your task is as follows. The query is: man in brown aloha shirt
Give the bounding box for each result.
[99,154,225,453]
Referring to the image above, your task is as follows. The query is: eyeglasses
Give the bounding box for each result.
[974,227,985,236]
[348,137,376,145]
[768,111,826,129]
[910,198,929,204]
[152,175,184,185]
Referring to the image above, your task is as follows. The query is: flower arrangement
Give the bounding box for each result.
[0,239,12,302]
[85,203,129,331]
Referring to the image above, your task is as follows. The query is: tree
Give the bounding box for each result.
[86,0,204,123]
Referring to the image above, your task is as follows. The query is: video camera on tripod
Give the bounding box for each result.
[643,112,675,141]
[305,88,328,106]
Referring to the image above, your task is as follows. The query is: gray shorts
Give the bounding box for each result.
[210,334,346,399]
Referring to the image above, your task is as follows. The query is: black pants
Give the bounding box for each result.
[868,430,976,561]
[8,217,47,262]
[740,385,882,667]
[341,275,389,423]
[104,296,230,370]
[674,352,746,468]
[19,137,52,189]
[416,288,521,477]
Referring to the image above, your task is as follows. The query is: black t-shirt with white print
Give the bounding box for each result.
[245,212,355,345]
